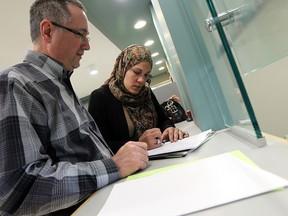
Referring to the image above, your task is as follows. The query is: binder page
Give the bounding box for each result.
[148,129,213,156]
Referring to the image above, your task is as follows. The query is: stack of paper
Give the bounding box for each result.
[98,151,288,216]
[148,129,214,159]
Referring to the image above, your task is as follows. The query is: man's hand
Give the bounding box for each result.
[112,141,148,178]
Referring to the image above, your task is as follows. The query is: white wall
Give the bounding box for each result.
[152,82,182,105]
[244,56,288,138]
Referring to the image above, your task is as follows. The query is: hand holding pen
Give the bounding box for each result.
[139,128,163,150]
[138,121,189,149]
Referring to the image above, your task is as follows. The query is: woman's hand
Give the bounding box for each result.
[139,128,163,150]
[161,127,189,143]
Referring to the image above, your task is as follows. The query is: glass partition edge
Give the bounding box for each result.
[206,0,264,141]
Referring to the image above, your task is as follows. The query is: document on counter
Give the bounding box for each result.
[148,129,215,159]
[98,151,288,216]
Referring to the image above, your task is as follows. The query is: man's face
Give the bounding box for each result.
[49,4,90,71]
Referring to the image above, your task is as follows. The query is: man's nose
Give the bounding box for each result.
[82,40,90,50]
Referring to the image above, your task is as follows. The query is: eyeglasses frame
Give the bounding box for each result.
[51,21,89,42]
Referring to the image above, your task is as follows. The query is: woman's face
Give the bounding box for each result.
[123,61,151,95]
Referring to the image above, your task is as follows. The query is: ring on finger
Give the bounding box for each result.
[155,138,161,145]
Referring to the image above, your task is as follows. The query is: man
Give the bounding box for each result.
[0,0,148,215]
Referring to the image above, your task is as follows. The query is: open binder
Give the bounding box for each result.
[148,129,215,159]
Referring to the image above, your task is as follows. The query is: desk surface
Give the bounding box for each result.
[73,121,288,216]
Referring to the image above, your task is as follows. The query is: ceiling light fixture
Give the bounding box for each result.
[144,40,154,46]
[134,20,147,29]
[90,70,98,75]
[151,52,159,57]
[155,60,163,65]
[159,67,165,71]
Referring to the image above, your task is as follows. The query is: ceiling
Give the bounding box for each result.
[81,0,168,77]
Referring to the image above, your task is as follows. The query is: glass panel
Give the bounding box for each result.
[180,0,264,143]
[208,0,288,75]
[205,0,264,140]
[206,0,288,139]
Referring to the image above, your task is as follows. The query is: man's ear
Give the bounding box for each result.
[40,19,53,42]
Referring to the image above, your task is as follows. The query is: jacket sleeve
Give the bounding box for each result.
[88,87,113,143]
[88,86,133,154]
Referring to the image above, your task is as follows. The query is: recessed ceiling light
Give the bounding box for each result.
[90,70,98,75]
[144,40,154,46]
[155,60,163,65]
[134,20,147,29]
[151,52,159,57]
[159,67,165,71]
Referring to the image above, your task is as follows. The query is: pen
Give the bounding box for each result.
[138,121,147,130]
[155,138,167,145]
[162,139,168,143]
[138,121,167,145]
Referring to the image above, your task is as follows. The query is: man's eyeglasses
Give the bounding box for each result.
[51,21,90,42]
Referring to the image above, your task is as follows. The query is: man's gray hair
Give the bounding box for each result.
[30,0,86,43]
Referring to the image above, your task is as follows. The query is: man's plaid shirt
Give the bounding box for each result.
[0,50,120,215]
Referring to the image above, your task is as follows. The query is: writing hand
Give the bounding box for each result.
[139,128,163,150]
[112,141,148,178]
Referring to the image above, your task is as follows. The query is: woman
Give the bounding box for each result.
[88,44,188,153]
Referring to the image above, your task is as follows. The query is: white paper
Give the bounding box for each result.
[98,152,288,216]
[148,129,213,156]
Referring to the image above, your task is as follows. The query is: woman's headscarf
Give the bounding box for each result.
[105,44,158,138]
